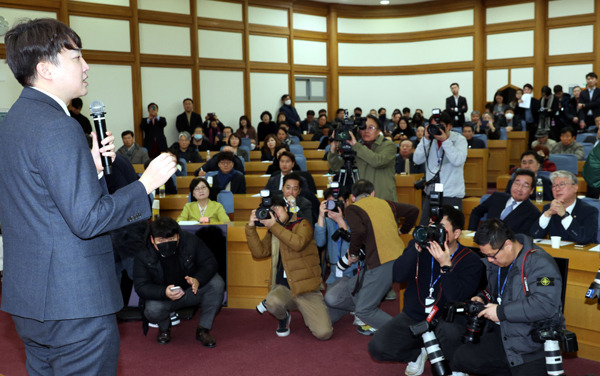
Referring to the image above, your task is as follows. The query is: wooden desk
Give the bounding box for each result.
[244,161,271,174]
[465,148,488,197]
[132,164,144,174]
[155,194,188,220]
[233,194,262,221]
[496,175,587,194]
[395,174,423,222]
[487,140,509,184]
[250,150,261,160]
[306,160,330,174]
[459,233,600,361]
[300,141,320,149]
[304,150,326,160]
[187,162,202,175]
[302,133,313,141]
[176,176,196,194]
[507,131,528,167]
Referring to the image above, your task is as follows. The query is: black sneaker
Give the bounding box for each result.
[276,312,291,337]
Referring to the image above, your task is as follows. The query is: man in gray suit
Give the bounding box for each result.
[0,19,176,375]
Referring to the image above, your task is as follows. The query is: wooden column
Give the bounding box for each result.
[595,0,600,73]
[130,0,143,145]
[473,0,485,112]
[242,0,251,120]
[533,0,548,91]
[190,0,201,115]
[327,5,339,119]
[288,6,295,109]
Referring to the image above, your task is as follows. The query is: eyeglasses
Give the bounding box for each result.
[361,126,377,131]
[483,241,506,260]
[551,182,575,190]
[194,185,209,192]
[513,181,531,189]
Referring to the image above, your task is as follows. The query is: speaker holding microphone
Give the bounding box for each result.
[89,100,112,175]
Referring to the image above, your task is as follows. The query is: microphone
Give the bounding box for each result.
[89,100,112,175]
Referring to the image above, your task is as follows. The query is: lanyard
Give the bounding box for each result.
[497,260,515,304]
[429,244,459,294]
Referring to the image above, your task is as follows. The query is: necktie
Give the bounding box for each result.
[405,158,410,174]
[500,200,516,220]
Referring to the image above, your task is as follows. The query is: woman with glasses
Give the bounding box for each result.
[177,177,230,223]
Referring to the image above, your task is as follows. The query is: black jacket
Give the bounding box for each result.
[468,192,540,236]
[133,230,218,301]
[176,111,203,134]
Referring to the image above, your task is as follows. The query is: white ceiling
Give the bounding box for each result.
[309,0,433,6]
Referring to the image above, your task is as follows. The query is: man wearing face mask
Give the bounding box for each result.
[133,216,224,346]
[191,126,211,152]
[279,94,301,129]
[246,196,333,340]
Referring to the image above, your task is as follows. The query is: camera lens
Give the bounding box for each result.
[326,200,337,211]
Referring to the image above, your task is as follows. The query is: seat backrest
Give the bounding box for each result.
[451,127,462,134]
[240,145,251,161]
[499,127,507,140]
[176,158,187,176]
[582,142,594,159]
[295,155,307,171]
[289,144,304,156]
[473,133,487,148]
[579,197,600,243]
[548,153,578,175]
[576,133,590,144]
[289,135,300,145]
[217,190,234,214]
[240,138,252,149]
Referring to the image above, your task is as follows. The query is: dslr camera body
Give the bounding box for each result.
[254,189,274,226]
[426,108,446,140]
[444,300,487,344]
[325,181,344,217]
[413,184,446,248]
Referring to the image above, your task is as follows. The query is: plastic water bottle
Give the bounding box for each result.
[206,150,211,160]
[536,178,543,204]
[152,199,160,220]
[159,184,166,198]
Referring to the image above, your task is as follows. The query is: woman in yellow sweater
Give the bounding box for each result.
[177,177,230,223]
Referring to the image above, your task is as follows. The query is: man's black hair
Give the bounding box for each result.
[217,151,235,163]
[462,123,474,132]
[473,218,514,249]
[513,168,535,187]
[351,179,374,197]
[278,126,288,134]
[319,109,327,115]
[150,216,180,239]
[441,205,464,231]
[586,72,598,79]
[5,18,82,87]
[378,107,386,114]
[121,130,134,138]
[336,108,345,115]
[354,107,362,113]
[261,110,272,121]
[365,114,381,129]
[439,111,453,126]
[450,82,459,88]
[183,98,193,103]
[71,98,83,110]
[561,127,575,137]
[553,85,563,94]
[270,195,288,209]
[324,186,350,201]
[307,110,315,116]
[520,150,544,165]
[283,172,302,187]
[278,151,296,164]
[148,102,158,110]
[523,83,533,91]
[541,86,552,97]
[318,114,327,120]
[402,107,410,114]
[281,94,290,101]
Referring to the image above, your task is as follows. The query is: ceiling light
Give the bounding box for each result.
[380,0,390,4]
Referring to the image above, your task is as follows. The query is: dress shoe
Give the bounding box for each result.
[157,328,171,344]
[196,327,216,348]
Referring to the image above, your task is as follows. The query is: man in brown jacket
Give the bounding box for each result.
[246,196,333,340]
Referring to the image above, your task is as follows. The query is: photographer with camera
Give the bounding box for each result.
[324,180,418,335]
[327,114,398,201]
[436,219,565,376]
[414,111,468,226]
[315,184,356,285]
[368,205,483,376]
[246,195,333,340]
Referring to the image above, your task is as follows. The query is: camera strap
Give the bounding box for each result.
[351,260,366,296]
[520,248,537,297]
[423,140,444,192]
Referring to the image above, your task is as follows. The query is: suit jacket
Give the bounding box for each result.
[117,143,150,165]
[176,111,203,134]
[265,171,313,193]
[578,88,600,124]
[530,199,598,244]
[466,137,486,149]
[141,116,168,153]
[468,192,540,236]
[395,154,425,174]
[0,87,151,321]
[445,95,468,126]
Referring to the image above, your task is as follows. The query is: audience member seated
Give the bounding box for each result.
[228,133,249,162]
[532,145,557,172]
[261,134,280,162]
[413,125,425,147]
[465,110,482,130]
[265,145,300,175]
[272,172,314,225]
[315,187,356,285]
[69,97,92,134]
[500,107,522,132]
[265,151,316,194]
[391,116,415,141]
[211,151,246,196]
[234,115,258,149]
[257,111,278,143]
[492,91,508,119]
[133,216,224,346]
[395,140,424,174]
[117,130,150,165]
[550,127,584,160]
[276,126,292,145]
[191,126,211,152]
[462,124,486,149]
[201,112,224,133]
[584,117,600,146]
[195,146,245,176]
[169,131,202,163]
[177,177,230,223]
[506,150,553,201]
[312,114,331,148]
[470,169,540,235]
[531,128,557,149]
[205,117,224,146]
[530,170,598,244]
[476,112,500,139]
[300,110,317,134]
[212,126,233,151]
[411,111,425,129]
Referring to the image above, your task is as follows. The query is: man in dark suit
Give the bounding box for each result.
[445,82,468,126]
[578,72,600,131]
[265,151,317,194]
[0,19,176,375]
[469,169,540,235]
[175,98,203,134]
[462,124,486,149]
[141,102,168,158]
[530,170,598,244]
[395,140,425,173]
[505,150,553,201]
[521,83,541,145]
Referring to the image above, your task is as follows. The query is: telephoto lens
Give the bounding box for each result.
[337,253,351,271]
[543,340,565,376]
[422,331,449,376]
[256,299,268,314]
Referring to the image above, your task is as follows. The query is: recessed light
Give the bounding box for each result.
[380,0,390,4]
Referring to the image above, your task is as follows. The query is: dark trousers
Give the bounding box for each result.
[436,317,547,376]
[368,312,423,363]
[12,314,120,376]
[144,274,224,331]
[419,196,463,226]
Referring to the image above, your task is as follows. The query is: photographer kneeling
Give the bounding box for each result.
[413,111,467,226]
[327,114,397,201]
[324,180,418,335]
[245,196,332,340]
[436,219,565,376]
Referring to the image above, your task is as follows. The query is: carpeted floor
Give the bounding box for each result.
[1,295,599,376]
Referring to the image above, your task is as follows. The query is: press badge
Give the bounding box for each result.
[336,268,343,278]
[425,297,435,313]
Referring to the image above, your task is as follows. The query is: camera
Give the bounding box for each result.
[409,306,449,376]
[444,300,486,344]
[413,184,446,247]
[254,190,273,226]
[427,108,445,139]
[531,321,578,375]
[585,267,600,305]
[337,248,364,272]
[325,182,344,217]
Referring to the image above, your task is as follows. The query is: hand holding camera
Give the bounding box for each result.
[426,239,451,268]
